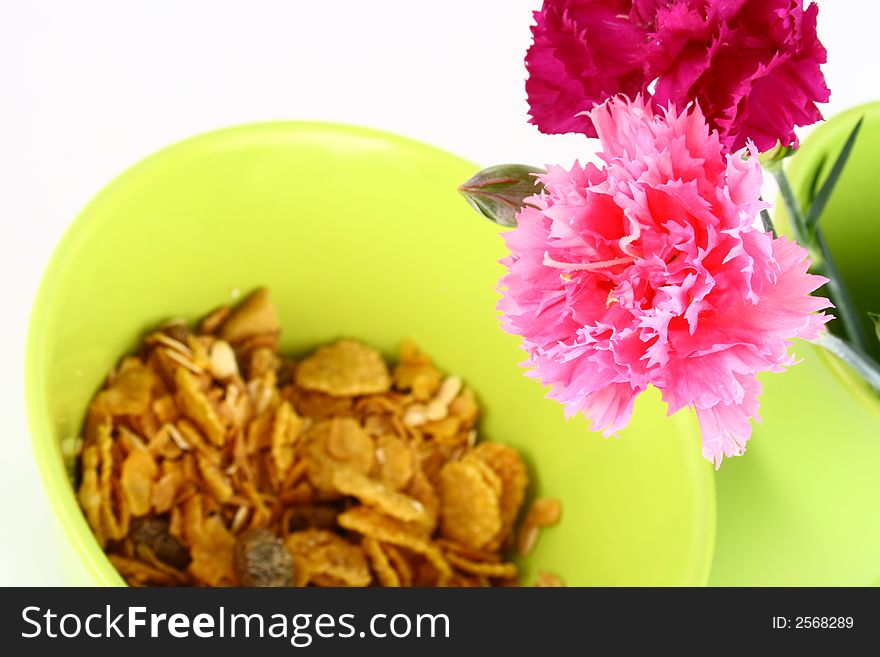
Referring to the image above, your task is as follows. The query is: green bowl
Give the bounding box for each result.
[26,122,715,586]
[709,102,880,586]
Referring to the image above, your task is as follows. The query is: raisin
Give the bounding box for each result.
[234,528,293,587]
[131,516,191,570]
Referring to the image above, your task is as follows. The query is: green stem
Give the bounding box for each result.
[773,168,869,353]
[772,169,808,245]
[814,333,880,395]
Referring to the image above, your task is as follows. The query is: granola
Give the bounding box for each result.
[75,289,563,587]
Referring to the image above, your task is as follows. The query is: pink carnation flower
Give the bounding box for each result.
[525,0,830,152]
[498,96,830,466]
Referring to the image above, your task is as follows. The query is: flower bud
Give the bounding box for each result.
[458,164,545,227]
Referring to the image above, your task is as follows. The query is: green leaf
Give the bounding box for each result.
[759,208,777,237]
[805,117,864,228]
[814,228,869,352]
[458,164,545,228]
[806,152,828,205]
[870,312,880,344]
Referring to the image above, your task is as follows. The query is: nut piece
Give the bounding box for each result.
[209,340,239,380]
[234,527,293,587]
[534,571,565,587]
[517,497,562,556]
[219,288,280,345]
[404,375,462,427]
[424,376,462,422]
[403,404,427,427]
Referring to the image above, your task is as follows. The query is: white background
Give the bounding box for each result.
[0,0,876,585]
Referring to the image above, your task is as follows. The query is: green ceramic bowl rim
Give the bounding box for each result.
[781,100,880,424]
[25,120,717,586]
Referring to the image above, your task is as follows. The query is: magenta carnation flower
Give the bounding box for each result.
[525,0,830,152]
[498,96,830,466]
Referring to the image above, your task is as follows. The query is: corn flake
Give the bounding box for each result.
[301,417,374,494]
[363,536,400,587]
[271,401,303,479]
[285,529,371,587]
[175,368,227,446]
[438,455,502,550]
[182,495,237,586]
[151,468,188,514]
[331,468,428,524]
[392,340,443,401]
[337,506,450,581]
[219,288,280,346]
[296,339,391,397]
[77,443,104,546]
[120,447,158,517]
[196,452,234,504]
[109,554,183,587]
[473,442,528,549]
[93,358,155,417]
[382,543,413,587]
[374,433,413,491]
[445,551,518,580]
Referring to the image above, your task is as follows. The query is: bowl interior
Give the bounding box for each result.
[27,122,715,586]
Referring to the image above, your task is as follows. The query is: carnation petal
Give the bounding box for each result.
[525,1,660,135]
[499,95,829,466]
[526,0,830,152]
[695,375,762,469]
